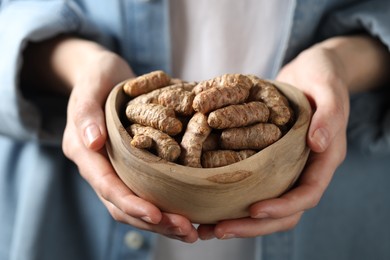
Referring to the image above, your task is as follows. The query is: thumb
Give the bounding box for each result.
[307,98,348,153]
[69,55,135,151]
[71,93,107,151]
[308,116,331,153]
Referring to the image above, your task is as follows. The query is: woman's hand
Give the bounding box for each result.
[23,36,198,243]
[198,35,390,240]
[198,44,349,239]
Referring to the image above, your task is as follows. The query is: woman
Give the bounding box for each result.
[1,0,389,259]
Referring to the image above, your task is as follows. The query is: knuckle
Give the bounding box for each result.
[61,140,71,159]
[101,189,130,224]
[308,195,321,209]
[283,213,303,231]
[61,129,78,160]
[327,101,347,124]
[96,175,113,203]
[108,206,124,222]
[72,99,100,130]
[336,146,347,163]
[73,101,94,126]
[331,134,347,165]
[283,217,300,231]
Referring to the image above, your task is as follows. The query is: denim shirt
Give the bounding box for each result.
[0,1,390,260]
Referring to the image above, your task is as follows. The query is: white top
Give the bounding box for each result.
[154,1,293,260]
[169,0,294,82]
[154,233,257,260]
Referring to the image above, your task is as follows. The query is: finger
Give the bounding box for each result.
[69,93,107,150]
[158,213,198,243]
[277,61,349,154]
[103,201,198,243]
[250,133,346,219]
[213,212,303,239]
[307,85,349,153]
[101,197,159,226]
[78,146,163,224]
[68,57,134,151]
[249,170,324,219]
[197,224,217,240]
[63,122,163,225]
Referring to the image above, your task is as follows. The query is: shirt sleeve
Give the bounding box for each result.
[347,90,390,155]
[320,0,390,49]
[0,0,101,144]
[320,0,390,155]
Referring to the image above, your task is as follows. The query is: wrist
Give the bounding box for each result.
[317,35,390,93]
[21,35,108,95]
[49,37,108,93]
[72,48,135,104]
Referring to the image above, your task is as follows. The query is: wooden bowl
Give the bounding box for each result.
[105,81,312,224]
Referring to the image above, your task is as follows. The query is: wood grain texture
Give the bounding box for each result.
[105,80,312,224]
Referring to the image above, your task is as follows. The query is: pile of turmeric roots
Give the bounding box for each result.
[122,70,294,168]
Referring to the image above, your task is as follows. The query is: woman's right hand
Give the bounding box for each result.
[30,36,198,242]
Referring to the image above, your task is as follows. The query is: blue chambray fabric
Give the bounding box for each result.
[0,0,98,143]
[0,0,390,260]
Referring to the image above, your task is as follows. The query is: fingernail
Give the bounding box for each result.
[200,233,215,240]
[312,127,329,152]
[85,124,101,147]
[221,233,236,240]
[253,212,269,219]
[141,216,154,224]
[167,226,184,236]
[169,235,185,241]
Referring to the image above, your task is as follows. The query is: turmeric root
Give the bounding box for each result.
[167,82,196,92]
[128,124,181,162]
[201,150,256,168]
[123,70,171,97]
[207,101,269,129]
[130,134,153,149]
[202,133,220,152]
[192,74,253,114]
[248,75,294,127]
[220,123,282,150]
[128,82,195,105]
[192,77,220,95]
[127,82,195,116]
[157,88,195,116]
[192,79,252,114]
[180,112,212,167]
[125,103,182,136]
[192,74,253,94]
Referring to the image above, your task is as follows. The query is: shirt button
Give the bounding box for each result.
[124,231,144,250]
